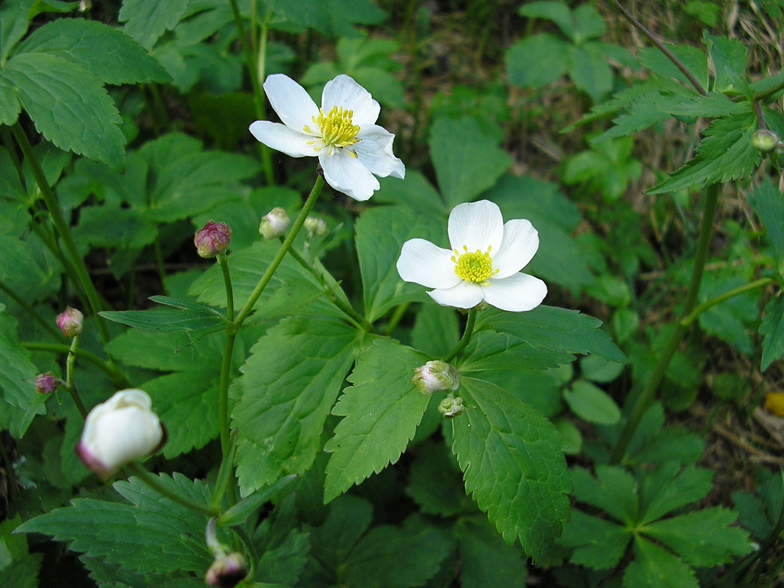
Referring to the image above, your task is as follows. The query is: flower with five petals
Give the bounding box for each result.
[396,200,547,312]
[249,74,405,201]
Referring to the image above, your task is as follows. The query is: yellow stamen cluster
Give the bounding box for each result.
[452,245,498,284]
[303,106,360,151]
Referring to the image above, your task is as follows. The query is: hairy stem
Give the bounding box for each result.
[64,334,88,419]
[11,122,111,344]
[611,183,720,464]
[443,308,477,363]
[23,341,130,387]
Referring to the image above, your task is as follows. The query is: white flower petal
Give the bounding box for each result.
[482,273,547,312]
[354,125,405,179]
[320,149,380,201]
[397,239,462,289]
[322,74,380,126]
[249,121,316,158]
[428,281,484,309]
[263,74,320,133]
[448,200,504,254]
[492,219,540,279]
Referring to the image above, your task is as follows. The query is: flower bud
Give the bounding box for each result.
[259,207,290,239]
[752,130,780,153]
[194,221,232,258]
[304,216,328,236]
[35,372,60,394]
[205,553,248,587]
[412,360,460,395]
[438,394,465,418]
[56,307,83,337]
[76,389,166,479]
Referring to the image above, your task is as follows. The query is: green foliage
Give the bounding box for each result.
[563,380,620,425]
[562,136,642,201]
[0,515,42,588]
[263,0,386,38]
[101,296,230,336]
[119,0,189,51]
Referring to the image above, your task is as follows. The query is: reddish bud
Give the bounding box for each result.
[56,307,83,337]
[195,221,232,258]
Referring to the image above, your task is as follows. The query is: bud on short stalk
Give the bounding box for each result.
[205,553,248,587]
[76,389,166,480]
[412,360,460,395]
[56,307,83,337]
[439,394,466,418]
[304,216,328,236]
[259,207,290,239]
[752,129,780,153]
[35,372,61,394]
[195,221,232,258]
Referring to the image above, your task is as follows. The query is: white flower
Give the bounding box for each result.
[76,389,166,479]
[249,74,405,201]
[396,200,547,312]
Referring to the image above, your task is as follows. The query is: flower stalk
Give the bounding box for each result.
[22,342,130,387]
[443,308,477,363]
[64,334,88,419]
[611,182,720,464]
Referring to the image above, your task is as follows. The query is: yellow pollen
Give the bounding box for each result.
[306,106,360,148]
[453,246,498,284]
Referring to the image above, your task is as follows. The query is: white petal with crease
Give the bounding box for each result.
[322,75,380,126]
[262,74,320,133]
[397,239,461,289]
[320,149,380,201]
[354,125,405,179]
[428,282,484,309]
[492,219,539,279]
[448,200,504,254]
[249,121,314,158]
[483,273,547,312]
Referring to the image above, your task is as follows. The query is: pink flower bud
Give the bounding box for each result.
[35,372,61,394]
[194,221,232,258]
[259,207,290,239]
[412,361,460,395]
[205,553,247,587]
[76,389,166,480]
[56,307,83,337]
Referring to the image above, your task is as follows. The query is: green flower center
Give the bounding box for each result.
[303,106,360,148]
[452,246,498,284]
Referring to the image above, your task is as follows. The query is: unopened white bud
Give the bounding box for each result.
[438,394,465,418]
[304,216,328,236]
[753,130,780,153]
[412,360,460,395]
[259,207,290,239]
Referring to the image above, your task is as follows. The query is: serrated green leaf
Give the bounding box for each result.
[479,305,628,364]
[73,205,157,251]
[666,91,751,117]
[406,440,468,517]
[458,516,528,588]
[760,295,784,371]
[373,170,447,216]
[0,74,20,125]
[356,205,445,322]
[569,45,612,102]
[0,553,43,588]
[0,233,61,303]
[0,306,41,432]
[643,507,753,566]
[451,376,571,561]
[343,524,451,588]
[704,32,747,93]
[459,330,570,372]
[623,536,698,588]
[3,53,126,170]
[218,475,298,527]
[571,466,639,524]
[233,316,363,495]
[430,116,512,208]
[506,34,571,90]
[519,2,574,38]
[572,5,605,42]
[18,474,212,574]
[119,0,188,50]
[749,179,784,268]
[638,45,708,91]
[591,93,678,144]
[639,462,714,523]
[324,340,431,502]
[16,18,170,85]
[559,509,630,570]
[564,381,621,425]
[628,426,705,466]
[265,0,386,37]
[649,113,758,194]
[411,304,459,358]
[101,296,230,334]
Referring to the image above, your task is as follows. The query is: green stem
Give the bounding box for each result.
[232,526,258,581]
[22,341,130,386]
[232,174,325,329]
[11,122,111,345]
[229,0,264,117]
[257,20,275,185]
[126,462,217,517]
[0,279,66,342]
[29,220,90,311]
[217,253,234,321]
[610,183,720,464]
[64,334,88,419]
[154,235,168,295]
[443,308,477,363]
[384,302,410,336]
[284,244,371,331]
[681,277,774,327]
[218,332,237,455]
[611,0,706,96]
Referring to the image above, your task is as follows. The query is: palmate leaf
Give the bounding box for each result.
[451,376,571,562]
[623,536,698,588]
[324,340,431,502]
[16,18,171,85]
[649,113,759,194]
[233,316,364,496]
[1,53,126,170]
[571,466,639,525]
[17,474,212,575]
[559,509,629,570]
